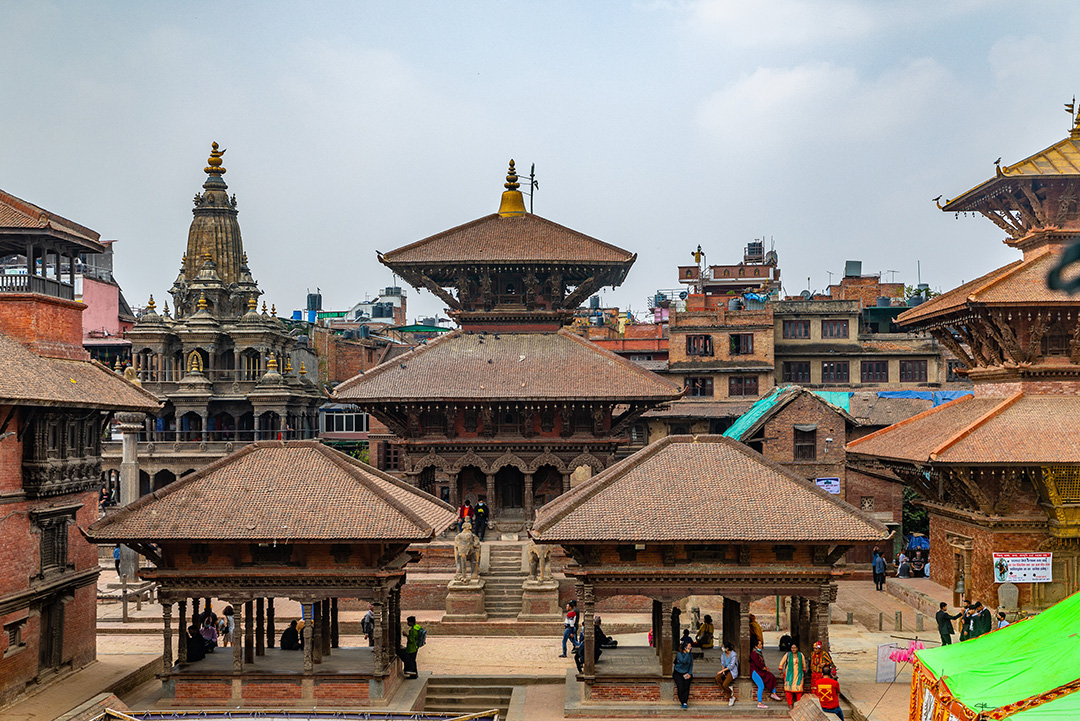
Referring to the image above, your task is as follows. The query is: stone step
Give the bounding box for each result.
[425,691,511,704]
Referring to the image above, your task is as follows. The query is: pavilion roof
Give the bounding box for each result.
[943,135,1080,212]
[85,441,456,543]
[0,332,159,411]
[846,392,1080,465]
[897,244,1074,326]
[533,434,889,544]
[378,212,635,267]
[333,328,684,403]
[0,188,106,253]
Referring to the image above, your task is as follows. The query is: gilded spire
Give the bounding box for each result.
[146,295,156,312]
[197,292,208,311]
[163,301,170,316]
[497,159,527,217]
[271,304,277,316]
[248,296,258,311]
[261,301,269,315]
[205,141,226,176]
[285,357,293,373]
[267,352,278,372]
[299,361,307,376]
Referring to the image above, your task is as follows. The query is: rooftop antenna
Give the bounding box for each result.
[826,270,834,286]
[918,260,922,285]
[886,270,899,283]
[522,163,539,213]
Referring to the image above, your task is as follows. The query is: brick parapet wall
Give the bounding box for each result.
[0,293,88,360]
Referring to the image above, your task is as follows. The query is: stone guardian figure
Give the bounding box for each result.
[453,521,481,582]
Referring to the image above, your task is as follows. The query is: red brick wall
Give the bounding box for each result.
[174,678,233,701]
[845,469,902,563]
[0,294,88,360]
[589,681,662,701]
[760,393,847,492]
[242,680,303,701]
[314,679,371,701]
[0,407,22,493]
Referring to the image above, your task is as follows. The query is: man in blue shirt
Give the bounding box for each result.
[872,549,887,591]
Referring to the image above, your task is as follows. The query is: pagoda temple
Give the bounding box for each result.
[848,106,1080,611]
[334,162,683,527]
[108,143,324,489]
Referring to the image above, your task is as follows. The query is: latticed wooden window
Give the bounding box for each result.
[1046,466,1080,503]
[40,523,67,571]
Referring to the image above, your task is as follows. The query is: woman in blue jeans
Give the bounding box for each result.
[560,601,578,657]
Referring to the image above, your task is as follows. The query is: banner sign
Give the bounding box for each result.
[815,477,841,494]
[993,552,1052,583]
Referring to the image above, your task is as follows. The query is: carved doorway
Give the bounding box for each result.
[38,594,64,676]
[495,466,524,517]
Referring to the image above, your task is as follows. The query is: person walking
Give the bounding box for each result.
[474,499,489,542]
[779,641,807,708]
[872,549,887,591]
[560,601,578,657]
[715,641,738,707]
[814,666,844,720]
[457,500,474,532]
[220,606,235,647]
[113,545,121,576]
[673,639,694,709]
[749,637,781,708]
[936,602,962,645]
[398,615,424,679]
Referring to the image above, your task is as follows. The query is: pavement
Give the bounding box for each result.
[5,569,936,721]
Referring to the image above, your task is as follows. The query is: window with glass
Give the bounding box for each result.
[861,360,889,383]
[783,320,810,339]
[782,361,811,383]
[729,333,754,355]
[821,319,849,339]
[685,334,714,356]
[728,376,759,396]
[821,361,849,383]
[899,359,928,383]
[687,377,714,397]
[322,411,370,433]
[793,428,817,460]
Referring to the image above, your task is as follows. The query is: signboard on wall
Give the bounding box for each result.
[993,553,1052,583]
[815,477,841,494]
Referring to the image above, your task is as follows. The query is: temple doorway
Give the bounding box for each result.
[495,466,524,517]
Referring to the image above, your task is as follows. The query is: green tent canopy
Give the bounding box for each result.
[913,591,1080,719]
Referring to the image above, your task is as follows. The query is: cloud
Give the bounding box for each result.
[687,0,883,48]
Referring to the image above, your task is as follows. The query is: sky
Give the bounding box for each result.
[3,1,1080,322]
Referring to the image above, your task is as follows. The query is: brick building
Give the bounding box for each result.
[848,107,1080,611]
[0,193,159,706]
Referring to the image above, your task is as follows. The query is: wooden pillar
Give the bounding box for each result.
[486,473,496,516]
[232,602,244,673]
[178,599,188,664]
[799,597,811,652]
[652,599,661,656]
[562,472,571,495]
[660,598,674,676]
[162,602,173,669]
[524,472,534,520]
[582,584,597,677]
[389,588,400,653]
[312,602,322,664]
[331,598,340,648]
[372,597,384,673]
[448,471,459,508]
[321,599,331,656]
[267,598,275,648]
[738,595,751,679]
[244,601,254,664]
[789,595,799,639]
[817,586,833,652]
[301,603,314,672]
[256,598,265,656]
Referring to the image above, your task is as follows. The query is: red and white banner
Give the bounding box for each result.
[992,552,1052,583]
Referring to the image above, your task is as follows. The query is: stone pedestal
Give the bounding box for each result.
[443,579,487,622]
[518,579,561,621]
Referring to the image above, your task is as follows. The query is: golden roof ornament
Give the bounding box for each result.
[248,296,258,311]
[261,301,269,315]
[267,352,279,372]
[299,361,307,376]
[146,295,156,312]
[205,141,227,176]
[285,357,293,373]
[1068,96,1080,139]
[197,293,208,311]
[271,304,277,316]
[163,302,170,316]
[497,159,527,218]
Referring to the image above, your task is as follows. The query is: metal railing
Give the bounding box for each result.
[0,273,75,299]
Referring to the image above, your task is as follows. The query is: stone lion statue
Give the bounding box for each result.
[528,539,553,582]
[453,522,481,581]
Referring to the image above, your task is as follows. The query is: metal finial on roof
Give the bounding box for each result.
[299,361,307,376]
[146,295,156,312]
[197,293,208,311]
[205,141,227,175]
[248,296,258,311]
[267,352,278,372]
[505,160,520,191]
[261,301,269,315]
[271,304,277,316]
[163,302,170,316]
[498,159,527,217]
[285,357,293,373]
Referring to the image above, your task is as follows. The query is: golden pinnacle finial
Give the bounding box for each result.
[299,361,307,376]
[271,304,277,316]
[267,352,278,372]
[248,296,258,311]
[497,159,527,218]
[163,301,170,316]
[285,357,293,373]
[181,252,187,265]
[262,301,268,314]
[147,295,156,311]
[205,141,227,175]
[197,293,208,311]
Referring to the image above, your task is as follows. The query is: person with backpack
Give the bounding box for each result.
[398,615,425,679]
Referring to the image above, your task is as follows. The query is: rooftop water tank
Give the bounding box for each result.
[728,297,743,311]
[876,296,891,307]
[845,260,862,277]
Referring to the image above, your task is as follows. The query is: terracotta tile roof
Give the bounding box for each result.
[86,441,456,542]
[897,245,1073,326]
[379,213,634,265]
[846,393,1080,464]
[333,329,684,402]
[848,392,933,427]
[533,435,889,543]
[0,188,105,251]
[642,400,755,419]
[943,136,1080,211]
[0,332,159,411]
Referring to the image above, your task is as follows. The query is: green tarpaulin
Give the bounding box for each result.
[722,386,785,441]
[915,591,1080,718]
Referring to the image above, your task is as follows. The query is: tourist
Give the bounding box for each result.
[199,617,218,651]
[680,628,694,650]
[996,611,1010,630]
[779,641,807,708]
[113,545,121,576]
[814,666,844,720]
[296,619,306,649]
[673,639,694,709]
[399,615,424,679]
[220,605,235,647]
[560,601,577,657]
[749,637,781,708]
[715,641,738,707]
[809,641,833,686]
[749,613,764,648]
[186,624,206,662]
[595,615,617,649]
[936,602,962,645]
[973,602,993,637]
[695,614,714,649]
[911,550,926,578]
[897,557,912,578]
[474,499,489,541]
[457,500,474,532]
[871,548,887,591]
[280,620,302,650]
[362,604,375,647]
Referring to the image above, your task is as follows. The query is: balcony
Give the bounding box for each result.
[0,273,75,300]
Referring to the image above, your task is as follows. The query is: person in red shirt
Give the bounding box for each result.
[813,666,844,720]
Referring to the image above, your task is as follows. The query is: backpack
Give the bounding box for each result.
[415,626,427,648]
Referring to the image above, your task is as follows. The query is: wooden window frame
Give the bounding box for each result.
[783,320,810,339]
[782,361,811,383]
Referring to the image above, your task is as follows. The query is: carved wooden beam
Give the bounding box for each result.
[1020,182,1047,225]
[1024,313,1050,362]
[930,328,976,369]
[952,467,993,515]
[562,276,601,310]
[986,195,1028,236]
[822,545,851,566]
[610,403,646,436]
[1006,188,1040,229]
[986,312,1025,364]
[955,323,990,367]
[978,209,1022,237]
[396,268,462,311]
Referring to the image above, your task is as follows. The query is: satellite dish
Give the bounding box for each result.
[800,290,813,300]
[679,291,687,300]
[765,250,779,265]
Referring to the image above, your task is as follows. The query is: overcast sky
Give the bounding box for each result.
[3,1,1079,322]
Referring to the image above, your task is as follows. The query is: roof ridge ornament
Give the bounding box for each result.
[497,159,527,218]
[205,141,227,176]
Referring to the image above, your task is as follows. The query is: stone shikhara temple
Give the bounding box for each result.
[335,162,682,528]
[849,106,1080,611]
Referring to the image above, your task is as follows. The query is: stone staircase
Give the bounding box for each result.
[422,677,511,718]
[484,542,527,619]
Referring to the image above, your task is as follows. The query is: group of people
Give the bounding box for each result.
[456,499,490,541]
[560,600,619,672]
[871,547,930,590]
[936,599,1009,645]
[182,604,236,663]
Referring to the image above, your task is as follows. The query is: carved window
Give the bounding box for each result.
[629,423,647,445]
[794,427,817,461]
[499,408,520,435]
[729,375,758,396]
[41,523,68,573]
[420,411,446,436]
[685,334,713,356]
[861,360,889,383]
[899,360,927,383]
[729,333,753,355]
[687,377,713,397]
[774,545,795,561]
[783,320,810,339]
[861,496,875,511]
[4,620,27,657]
[1043,331,1071,356]
[250,544,293,566]
[946,359,966,382]
[379,443,401,471]
[464,408,478,433]
[782,362,810,383]
[540,408,555,433]
[331,544,352,564]
[821,320,849,339]
[821,361,849,383]
[47,422,60,455]
[189,543,210,565]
